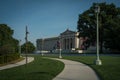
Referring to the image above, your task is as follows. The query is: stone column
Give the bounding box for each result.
[75,37,77,49]
[61,37,63,49]
[64,38,66,50]
[70,38,73,49]
[65,38,67,50]
[67,38,69,49]
[68,38,69,49]
[67,38,68,49]
[63,38,65,50]
[75,36,79,49]
[68,38,70,49]
[69,38,71,49]
[72,37,75,49]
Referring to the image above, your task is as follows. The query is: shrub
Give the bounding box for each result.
[0,56,4,64]
[0,53,20,64]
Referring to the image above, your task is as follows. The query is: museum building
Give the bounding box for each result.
[36,29,85,52]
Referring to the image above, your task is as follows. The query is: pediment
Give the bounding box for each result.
[60,29,76,35]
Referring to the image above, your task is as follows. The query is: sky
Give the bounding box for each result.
[0,0,120,46]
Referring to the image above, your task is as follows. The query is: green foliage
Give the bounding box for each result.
[21,41,35,53]
[0,53,20,64]
[77,2,120,51]
[0,24,20,63]
[0,24,13,46]
[0,24,19,54]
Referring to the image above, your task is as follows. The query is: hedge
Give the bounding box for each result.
[0,53,20,64]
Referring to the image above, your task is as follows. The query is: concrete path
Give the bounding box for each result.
[0,57,34,70]
[50,58,100,80]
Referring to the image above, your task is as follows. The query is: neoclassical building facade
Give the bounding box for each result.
[36,29,84,52]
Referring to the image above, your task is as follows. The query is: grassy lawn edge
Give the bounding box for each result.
[63,55,120,80]
[0,55,65,80]
[0,57,24,67]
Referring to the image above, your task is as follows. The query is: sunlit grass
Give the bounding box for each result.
[0,55,64,80]
[0,54,119,80]
[63,55,120,80]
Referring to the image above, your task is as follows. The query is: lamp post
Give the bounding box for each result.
[25,26,29,64]
[19,40,21,54]
[95,4,102,65]
[59,36,62,58]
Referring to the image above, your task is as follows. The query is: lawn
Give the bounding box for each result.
[0,54,120,80]
[63,55,120,80]
[0,55,64,80]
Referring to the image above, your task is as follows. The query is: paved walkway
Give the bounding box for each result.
[0,57,100,80]
[0,57,34,70]
[50,58,100,80]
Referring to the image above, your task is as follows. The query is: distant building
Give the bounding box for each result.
[36,29,86,53]
[36,37,59,51]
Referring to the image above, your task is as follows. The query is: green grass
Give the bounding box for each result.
[0,55,64,80]
[63,55,120,80]
[0,54,119,80]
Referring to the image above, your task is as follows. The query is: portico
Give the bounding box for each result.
[60,29,80,51]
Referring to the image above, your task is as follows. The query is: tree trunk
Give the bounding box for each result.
[100,26,104,53]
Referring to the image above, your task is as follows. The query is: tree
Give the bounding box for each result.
[21,41,35,53]
[0,24,19,55]
[77,2,120,52]
[0,24,13,46]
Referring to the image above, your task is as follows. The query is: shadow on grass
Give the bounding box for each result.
[29,71,51,75]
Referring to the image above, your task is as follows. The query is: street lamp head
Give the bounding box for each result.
[95,4,100,13]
